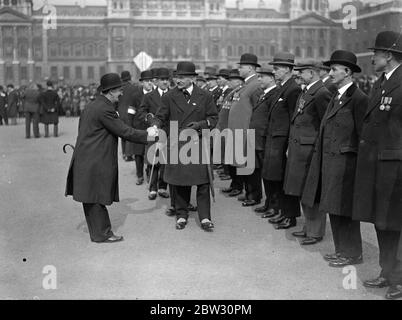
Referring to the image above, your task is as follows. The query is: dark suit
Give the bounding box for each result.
[65,95,148,241]
[154,85,218,221]
[262,77,301,218]
[0,91,7,125]
[39,89,60,137]
[23,88,41,138]
[209,86,222,107]
[7,90,18,125]
[302,83,368,258]
[283,80,331,237]
[215,86,233,112]
[353,65,402,284]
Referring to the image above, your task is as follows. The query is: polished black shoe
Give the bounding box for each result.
[268,214,286,224]
[328,255,363,267]
[275,218,296,229]
[176,219,187,230]
[363,276,390,288]
[158,190,170,198]
[323,252,341,262]
[136,177,144,185]
[95,235,124,243]
[292,230,307,238]
[242,199,261,207]
[165,206,176,216]
[254,205,268,213]
[261,208,279,218]
[201,221,214,231]
[148,191,157,200]
[301,237,322,245]
[228,189,242,197]
[221,187,233,193]
[385,285,402,300]
[188,204,197,211]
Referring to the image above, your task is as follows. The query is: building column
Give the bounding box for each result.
[42,25,48,79]
[27,25,34,82]
[12,26,20,85]
[106,24,112,71]
[0,26,4,85]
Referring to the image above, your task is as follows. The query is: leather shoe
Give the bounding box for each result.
[228,189,242,197]
[188,204,197,211]
[201,221,214,231]
[275,218,296,229]
[328,255,363,267]
[96,235,124,243]
[261,208,279,218]
[148,191,157,200]
[242,199,261,207]
[292,230,307,238]
[165,206,176,216]
[136,177,144,185]
[268,213,286,224]
[254,205,268,213]
[385,285,402,300]
[221,187,233,193]
[301,237,322,245]
[158,190,169,198]
[363,276,390,288]
[323,252,341,262]
[176,219,187,230]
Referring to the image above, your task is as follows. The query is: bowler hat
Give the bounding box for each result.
[139,70,153,81]
[217,69,230,79]
[269,52,295,67]
[196,76,207,83]
[228,69,244,80]
[99,73,123,92]
[157,68,170,79]
[368,31,402,54]
[176,61,198,76]
[294,60,321,71]
[257,66,274,76]
[206,71,218,80]
[238,53,261,67]
[150,68,159,79]
[323,50,361,73]
[121,71,131,82]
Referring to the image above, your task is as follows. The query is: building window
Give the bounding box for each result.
[307,47,313,57]
[88,66,94,80]
[62,44,70,57]
[20,66,27,80]
[302,0,306,10]
[75,43,82,56]
[75,66,82,80]
[308,0,313,10]
[238,45,243,55]
[18,42,28,58]
[63,66,70,79]
[87,44,94,57]
[227,45,233,57]
[34,66,42,81]
[4,40,13,58]
[49,44,58,57]
[314,0,319,11]
[5,66,13,81]
[283,45,289,52]
[50,66,58,80]
[319,47,325,57]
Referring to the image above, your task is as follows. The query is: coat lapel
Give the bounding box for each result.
[291,80,324,122]
[326,83,357,120]
[181,85,202,124]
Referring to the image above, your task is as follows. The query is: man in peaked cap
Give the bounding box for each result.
[153,61,218,231]
[262,52,301,230]
[302,50,368,267]
[228,53,263,207]
[282,61,332,245]
[352,31,402,299]
[65,73,157,243]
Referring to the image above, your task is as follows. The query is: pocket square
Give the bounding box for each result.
[278,98,284,102]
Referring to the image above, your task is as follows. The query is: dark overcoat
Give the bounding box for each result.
[39,89,60,124]
[6,90,19,118]
[23,89,40,113]
[301,83,368,217]
[0,92,7,119]
[352,65,402,231]
[65,95,148,205]
[283,80,331,196]
[154,85,218,186]
[262,78,301,181]
[118,82,138,125]
[126,88,150,156]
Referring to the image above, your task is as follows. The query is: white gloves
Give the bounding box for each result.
[147,125,158,138]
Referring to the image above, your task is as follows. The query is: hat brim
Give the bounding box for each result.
[258,72,274,76]
[99,83,123,92]
[238,62,261,67]
[323,60,361,73]
[175,72,198,77]
[368,46,402,54]
[139,77,153,81]
[229,76,244,80]
[269,61,295,67]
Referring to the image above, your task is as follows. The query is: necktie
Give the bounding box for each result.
[258,93,266,103]
[302,87,308,94]
[182,89,191,102]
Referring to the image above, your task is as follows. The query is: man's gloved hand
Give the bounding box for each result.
[186,121,201,130]
[147,125,159,138]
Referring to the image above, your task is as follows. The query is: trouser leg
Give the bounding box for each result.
[265,180,283,211]
[329,214,362,258]
[53,124,58,137]
[149,164,158,192]
[196,183,211,221]
[25,112,32,138]
[134,155,144,178]
[302,203,326,238]
[244,167,262,201]
[174,185,191,220]
[376,228,401,282]
[169,184,176,207]
[82,203,113,242]
[121,139,126,156]
[229,165,244,191]
[44,124,49,137]
[158,164,167,190]
[282,194,301,218]
[32,112,40,137]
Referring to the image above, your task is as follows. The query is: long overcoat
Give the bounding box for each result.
[262,78,301,181]
[6,90,19,118]
[154,85,218,186]
[39,89,60,124]
[301,83,368,217]
[352,65,402,231]
[283,80,331,196]
[65,95,148,205]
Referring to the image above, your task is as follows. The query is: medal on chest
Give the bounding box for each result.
[297,99,305,114]
[379,96,392,112]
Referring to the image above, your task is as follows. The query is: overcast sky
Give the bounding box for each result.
[39,0,390,10]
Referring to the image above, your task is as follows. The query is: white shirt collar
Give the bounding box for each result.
[306,79,320,91]
[322,76,330,83]
[158,88,167,96]
[264,85,276,94]
[244,74,256,83]
[209,85,218,92]
[185,84,194,95]
[337,81,353,98]
[221,85,229,93]
[143,88,152,95]
[385,64,401,80]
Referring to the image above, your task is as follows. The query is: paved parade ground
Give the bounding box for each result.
[0,117,386,300]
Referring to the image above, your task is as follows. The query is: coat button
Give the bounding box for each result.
[360,139,365,144]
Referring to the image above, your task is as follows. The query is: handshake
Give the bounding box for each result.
[147,125,159,138]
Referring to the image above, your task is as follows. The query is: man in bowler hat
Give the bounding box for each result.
[302,50,368,266]
[353,31,402,299]
[65,73,158,243]
[153,61,218,231]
